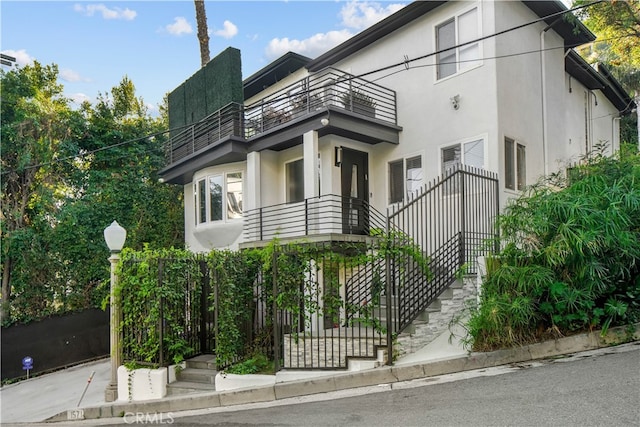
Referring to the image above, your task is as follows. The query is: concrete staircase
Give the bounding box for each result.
[395,276,476,357]
[166,355,217,396]
[345,275,476,368]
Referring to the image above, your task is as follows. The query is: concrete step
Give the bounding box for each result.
[185,354,217,370]
[166,380,216,396]
[177,368,217,384]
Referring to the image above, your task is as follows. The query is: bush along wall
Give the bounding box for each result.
[464,145,640,351]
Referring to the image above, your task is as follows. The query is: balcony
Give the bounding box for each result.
[160,69,400,184]
[241,194,388,247]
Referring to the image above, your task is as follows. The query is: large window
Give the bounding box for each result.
[194,171,243,225]
[505,137,526,191]
[286,159,304,203]
[436,7,480,79]
[389,155,423,204]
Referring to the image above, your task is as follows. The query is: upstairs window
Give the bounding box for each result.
[389,155,423,204]
[194,171,243,225]
[436,7,480,79]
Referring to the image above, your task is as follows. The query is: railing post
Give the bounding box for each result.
[259,208,264,241]
[158,258,164,368]
[459,169,466,267]
[272,248,281,372]
[494,176,500,254]
[213,265,220,361]
[385,212,393,366]
[199,258,208,354]
[305,198,309,235]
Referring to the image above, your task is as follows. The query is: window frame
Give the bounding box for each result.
[285,158,305,204]
[440,137,486,175]
[388,154,423,204]
[435,5,482,81]
[194,170,244,225]
[504,137,526,191]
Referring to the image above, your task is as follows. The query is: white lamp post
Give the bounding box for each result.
[103,221,126,402]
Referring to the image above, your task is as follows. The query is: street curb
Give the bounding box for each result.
[45,323,640,423]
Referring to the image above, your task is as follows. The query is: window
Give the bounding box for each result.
[286,159,304,203]
[505,137,526,191]
[436,7,480,79]
[441,139,484,194]
[441,139,484,173]
[194,172,243,225]
[389,155,423,204]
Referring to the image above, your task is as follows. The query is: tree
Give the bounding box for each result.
[0,65,184,325]
[0,62,81,322]
[573,0,640,148]
[194,0,210,67]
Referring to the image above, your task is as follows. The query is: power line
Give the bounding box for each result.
[4,0,613,174]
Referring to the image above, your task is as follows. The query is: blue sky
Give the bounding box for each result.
[1,1,408,116]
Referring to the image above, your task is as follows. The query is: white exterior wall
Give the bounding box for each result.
[330,1,499,216]
[182,0,623,250]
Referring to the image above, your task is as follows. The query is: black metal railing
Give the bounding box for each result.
[165,68,397,166]
[272,242,386,370]
[243,194,388,242]
[386,165,499,336]
[244,68,396,136]
[120,166,498,370]
[166,103,244,164]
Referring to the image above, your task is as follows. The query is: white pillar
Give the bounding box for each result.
[303,130,319,199]
[246,151,261,211]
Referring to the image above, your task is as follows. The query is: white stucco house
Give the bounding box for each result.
[157,0,633,369]
[160,0,632,253]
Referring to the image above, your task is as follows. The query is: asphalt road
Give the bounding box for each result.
[170,343,640,427]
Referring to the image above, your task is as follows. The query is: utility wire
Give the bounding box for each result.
[4,0,613,174]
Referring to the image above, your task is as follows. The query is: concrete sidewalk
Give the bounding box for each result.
[1,323,637,425]
[0,327,466,425]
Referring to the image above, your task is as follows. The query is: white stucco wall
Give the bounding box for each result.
[182,0,623,250]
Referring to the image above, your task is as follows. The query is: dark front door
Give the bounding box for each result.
[340,147,369,234]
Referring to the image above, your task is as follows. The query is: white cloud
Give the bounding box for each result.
[266,29,352,60]
[213,20,238,39]
[74,4,136,20]
[68,92,91,105]
[1,49,33,67]
[165,17,193,36]
[59,68,90,83]
[340,1,406,31]
[264,1,407,60]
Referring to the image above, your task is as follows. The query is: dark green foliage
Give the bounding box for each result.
[1,63,184,326]
[466,145,640,351]
[117,247,201,366]
[168,47,242,132]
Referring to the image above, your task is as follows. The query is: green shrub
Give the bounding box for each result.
[466,145,640,351]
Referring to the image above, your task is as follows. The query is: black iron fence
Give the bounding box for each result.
[120,166,498,370]
[386,164,499,336]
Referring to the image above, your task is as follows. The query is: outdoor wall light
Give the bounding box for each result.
[335,146,342,167]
